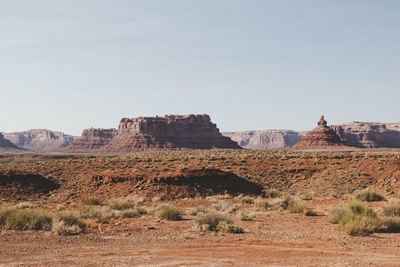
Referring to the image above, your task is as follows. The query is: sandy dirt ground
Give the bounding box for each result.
[2,209,400,266]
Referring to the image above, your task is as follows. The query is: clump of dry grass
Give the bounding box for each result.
[329,202,381,236]
[156,204,181,221]
[212,201,239,214]
[53,212,86,236]
[0,208,52,231]
[81,197,101,206]
[108,199,135,210]
[355,190,384,202]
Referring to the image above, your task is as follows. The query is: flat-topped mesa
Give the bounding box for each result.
[66,128,117,151]
[103,114,241,152]
[331,121,400,148]
[293,115,348,149]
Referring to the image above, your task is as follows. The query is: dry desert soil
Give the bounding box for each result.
[1,149,400,266]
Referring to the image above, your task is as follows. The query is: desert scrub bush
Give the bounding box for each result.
[80,205,109,219]
[212,201,239,214]
[383,217,400,232]
[269,196,293,210]
[195,213,231,231]
[53,212,85,235]
[121,208,144,218]
[329,205,350,224]
[382,199,400,217]
[287,201,308,214]
[81,197,101,206]
[255,199,270,211]
[263,188,279,198]
[108,199,134,210]
[186,207,208,216]
[329,202,381,236]
[215,220,244,234]
[0,208,52,231]
[156,204,181,221]
[355,190,384,202]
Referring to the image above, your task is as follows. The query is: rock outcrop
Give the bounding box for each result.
[0,133,22,152]
[293,116,348,149]
[4,129,75,152]
[331,122,400,148]
[223,130,306,149]
[103,114,241,152]
[66,128,117,152]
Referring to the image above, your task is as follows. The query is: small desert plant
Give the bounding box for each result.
[288,201,308,214]
[108,199,134,210]
[215,220,244,234]
[156,204,181,221]
[121,208,142,218]
[355,190,384,202]
[212,201,239,214]
[195,213,230,231]
[329,205,350,224]
[329,202,381,236]
[254,199,270,211]
[53,212,85,235]
[80,205,109,219]
[263,188,280,198]
[81,197,101,206]
[269,196,293,210]
[0,208,52,231]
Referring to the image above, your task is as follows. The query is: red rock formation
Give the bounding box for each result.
[0,133,22,152]
[66,128,117,152]
[293,116,348,149]
[103,114,241,152]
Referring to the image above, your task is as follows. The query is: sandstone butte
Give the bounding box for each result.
[66,114,241,152]
[293,116,348,149]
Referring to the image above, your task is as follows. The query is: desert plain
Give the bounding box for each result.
[1,149,400,266]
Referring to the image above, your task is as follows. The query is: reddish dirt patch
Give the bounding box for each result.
[0,172,60,200]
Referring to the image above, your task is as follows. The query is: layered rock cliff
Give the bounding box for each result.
[0,133,22,152]
[103,114,241,152]
[66,128,117,152]
[331,122,400,148]
[223,130,306,149]
[4,129,75,152]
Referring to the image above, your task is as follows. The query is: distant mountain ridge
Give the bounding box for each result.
[3,129,76,152]
[224,121,400,149]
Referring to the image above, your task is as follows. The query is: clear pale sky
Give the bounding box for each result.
[1,1,399,135]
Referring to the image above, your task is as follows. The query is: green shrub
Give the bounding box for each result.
[0,208,52,231]
[215,220,244,234]
[81,197,101,206]
[156,204,181,221]
[108,199,134,210]
[355,190,384,202]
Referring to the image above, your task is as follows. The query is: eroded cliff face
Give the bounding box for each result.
[4,129,75,152]
[66,114,240,152]
[66,128,117,152]
[331,122,400,148]
[103,114,241,152]
[223,130,306,149]
[0,133,22,152]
